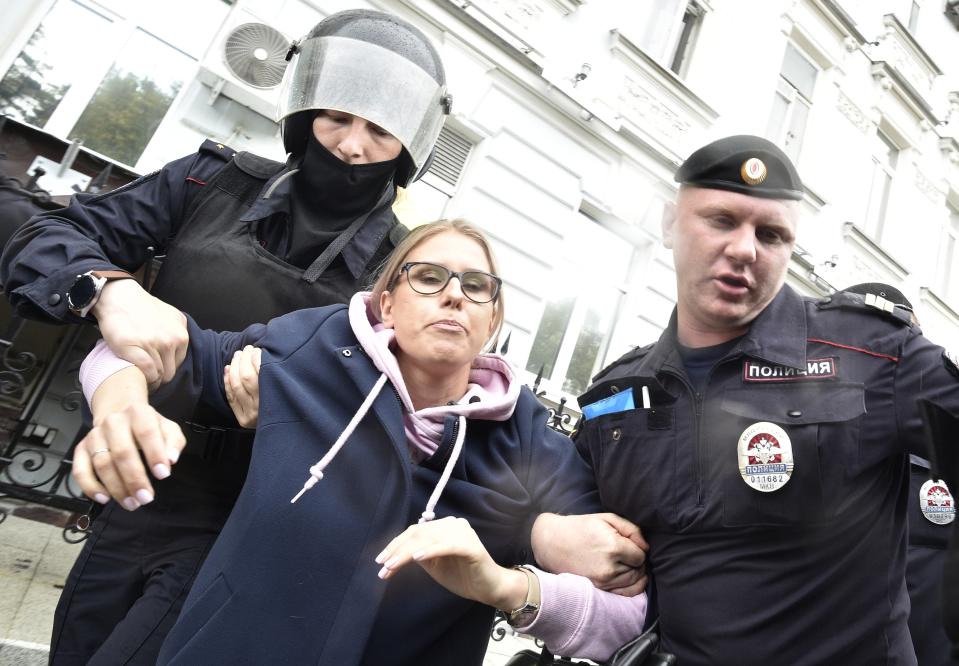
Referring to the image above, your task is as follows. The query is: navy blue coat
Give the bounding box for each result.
[576,285,959,666]
[155,305,601,665]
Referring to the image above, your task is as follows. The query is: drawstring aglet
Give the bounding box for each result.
[290,467,324,503]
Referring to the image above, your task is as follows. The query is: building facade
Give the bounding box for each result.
[1,0,957,413]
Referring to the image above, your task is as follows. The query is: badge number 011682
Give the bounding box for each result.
[737,422,794,492]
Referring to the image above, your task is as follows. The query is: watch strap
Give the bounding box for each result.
[506,565,541,625]
[91,270,135,281]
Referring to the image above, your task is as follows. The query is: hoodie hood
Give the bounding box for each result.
[291,292,521,525]
[349,291,519,437]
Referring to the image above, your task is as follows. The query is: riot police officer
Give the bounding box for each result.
[0,10,450,664]
[531,135,959,665]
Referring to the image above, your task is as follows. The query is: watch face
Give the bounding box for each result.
[68,274,97,310]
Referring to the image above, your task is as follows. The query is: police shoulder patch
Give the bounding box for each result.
[591,343,654,383]
[198,139,237,161]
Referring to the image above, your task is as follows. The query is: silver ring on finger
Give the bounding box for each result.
[90,447,110,460]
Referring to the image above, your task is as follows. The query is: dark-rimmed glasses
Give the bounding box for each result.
[398,262,502,304]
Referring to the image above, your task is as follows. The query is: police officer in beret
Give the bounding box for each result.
[840,283,958,666]
[530,135,959,664]
[0,10,450,664]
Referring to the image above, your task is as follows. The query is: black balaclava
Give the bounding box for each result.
[286,127,398,269]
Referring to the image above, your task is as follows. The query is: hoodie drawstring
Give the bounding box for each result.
[418,415,467,524]
[291,373,389,503]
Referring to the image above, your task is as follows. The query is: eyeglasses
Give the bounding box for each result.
[399,262,502,304]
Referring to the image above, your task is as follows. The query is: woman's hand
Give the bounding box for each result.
[375,516,528,612]
[224,346,261,428]
[72,367,186,510]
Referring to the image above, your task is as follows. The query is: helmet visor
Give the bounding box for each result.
[279,35,447,174]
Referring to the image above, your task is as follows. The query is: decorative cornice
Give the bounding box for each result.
[836,90,872,134]
[870,61,939,125]
[913,164,945,205]
[842,221,910,281]
[919,287,959,325]
[605,29,718,160]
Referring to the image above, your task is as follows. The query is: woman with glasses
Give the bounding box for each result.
[68,219,647,665]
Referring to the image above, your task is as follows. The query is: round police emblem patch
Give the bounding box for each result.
[919,478,955,525]
[738,422,793,492]
[741,158,767,185]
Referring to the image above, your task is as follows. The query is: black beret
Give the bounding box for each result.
[842,282,913,310]
[675,135,803,200]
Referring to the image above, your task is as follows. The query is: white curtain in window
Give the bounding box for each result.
[632,0,688,63]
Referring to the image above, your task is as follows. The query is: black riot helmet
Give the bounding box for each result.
[278,9,451,187]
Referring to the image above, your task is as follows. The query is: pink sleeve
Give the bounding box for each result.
[79,339,134,406]
[513,566,647,662]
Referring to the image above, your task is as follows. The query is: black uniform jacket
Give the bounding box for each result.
[575,284,959,666]
[0,140,397,324]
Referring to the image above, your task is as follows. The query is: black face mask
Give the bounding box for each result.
[285,133,398,269]
[291,133,398,220]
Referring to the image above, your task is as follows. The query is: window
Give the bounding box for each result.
[766,42,817,163]
[908,1,921,32]
[631,1,704,76]
[0,0,228,168]
[403,125,475,223]
[863,129,899,241]
[937,204,959,303]
[525,212,633,396]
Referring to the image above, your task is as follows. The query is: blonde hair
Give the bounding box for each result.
[370,219,505,351]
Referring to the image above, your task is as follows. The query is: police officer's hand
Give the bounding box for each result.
[224,345,261,428]
[92,279,188,388]
[72,367,186,510]
[531,512,649,596]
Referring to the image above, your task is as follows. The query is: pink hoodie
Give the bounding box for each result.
[78,293,647,660]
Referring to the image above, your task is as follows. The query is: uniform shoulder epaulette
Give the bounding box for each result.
[198,139,237,162]
[591,342,654,383]
[233,151,285,180]
[816,292,913,326]
[388,222,410,248]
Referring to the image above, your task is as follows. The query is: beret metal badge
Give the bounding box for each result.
[740,157,767,185]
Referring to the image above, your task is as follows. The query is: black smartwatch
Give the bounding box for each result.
[67,270,134,318]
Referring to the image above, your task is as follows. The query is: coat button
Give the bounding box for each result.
[787,409,802,418]
[48,293,61,306]
[342,349,352,357]
[611,427,622,442]
[609,385,619,394]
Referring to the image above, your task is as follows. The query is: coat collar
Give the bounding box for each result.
[643,284,808,376]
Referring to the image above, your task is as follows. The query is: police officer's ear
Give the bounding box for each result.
[662,200,677,249]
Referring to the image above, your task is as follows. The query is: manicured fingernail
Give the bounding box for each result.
[122,496,141,511]
[168,448,180,464]
[377,566,389,579]
[94,493,109,505]
[135,489,154,505]
[152,463,170,479]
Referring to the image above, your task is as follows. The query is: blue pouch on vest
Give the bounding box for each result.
[581,387,635,420]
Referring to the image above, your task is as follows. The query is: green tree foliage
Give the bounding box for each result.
[70,70,180,166]
[0,27,69,126]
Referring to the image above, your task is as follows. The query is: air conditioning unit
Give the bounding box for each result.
[947,0,959,31]
[197,4,298,119]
